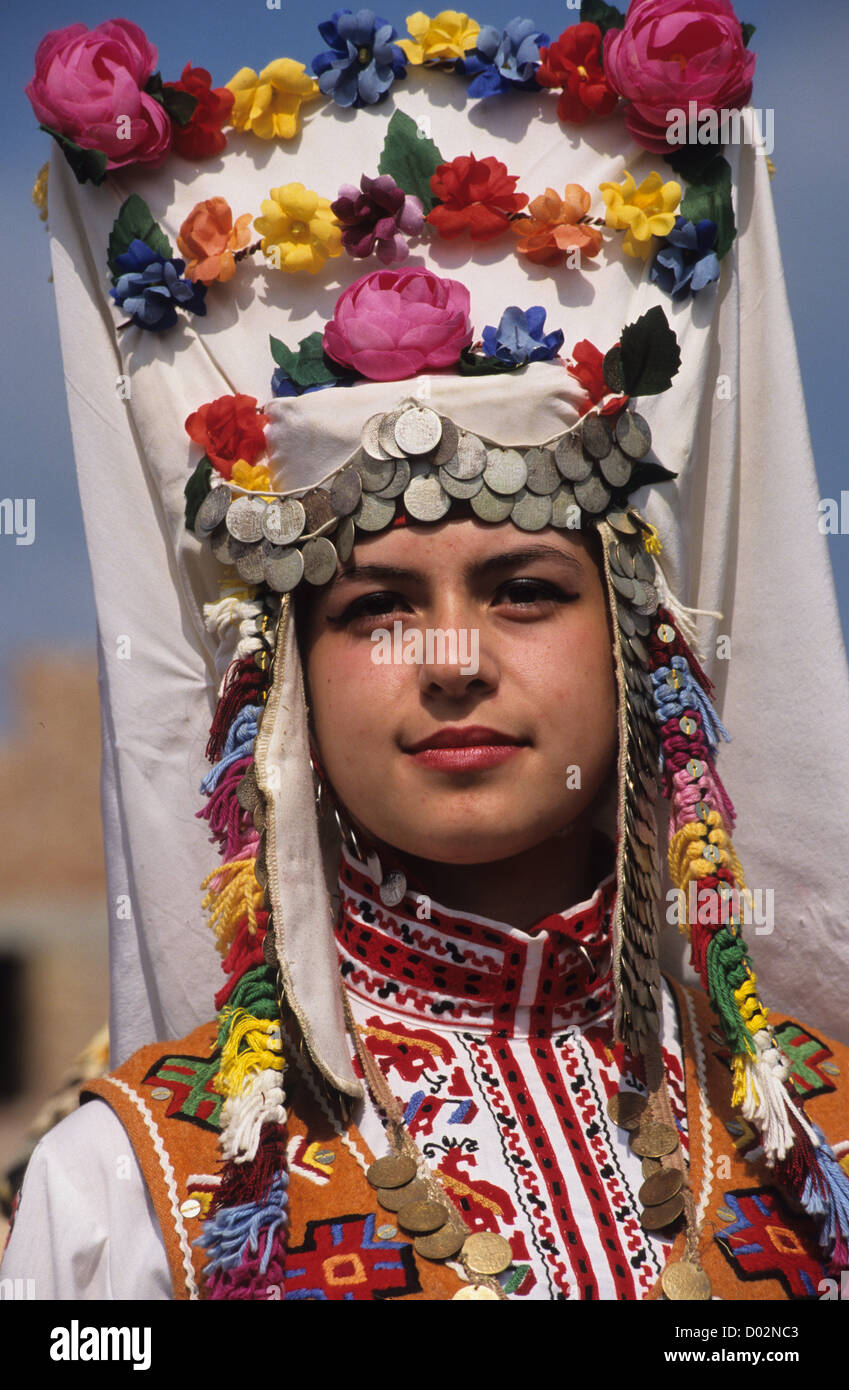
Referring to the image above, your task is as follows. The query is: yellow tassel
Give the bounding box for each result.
[201,858,263,954]
[32,162,49,222]
[643,523,662,556]
[731,1053,760,1110]
[216,1009,283,1097]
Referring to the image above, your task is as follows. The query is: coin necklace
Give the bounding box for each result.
[343,992,513,1300]
[606,1036,712,1301]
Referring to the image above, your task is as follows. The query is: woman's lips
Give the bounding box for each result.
[404,727,528,771]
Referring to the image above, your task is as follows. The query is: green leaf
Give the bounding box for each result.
[627,459,678,491]
[580,0,625,36]
[269,332,355,389]
[680,154,736,260]
[39,124,108,186]
[378,110,445,214]
[665,143,726,184]
[618,307,681,397]
[184,456,213,533]
[602,346,624,395]
[457,349,523,377]
[160,85,198,128]
[741,22,756,47]
[107,195,173,282]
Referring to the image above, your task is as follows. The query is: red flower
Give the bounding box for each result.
[164,64,235,160]
[567,340,628,417]
[427,154,528,242]
[536,23,617,125]
[185,394,270,480]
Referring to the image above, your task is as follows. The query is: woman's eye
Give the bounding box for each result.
[334,592,409,625]
[497,578,576,608]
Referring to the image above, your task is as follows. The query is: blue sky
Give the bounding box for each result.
[1,0,847,726]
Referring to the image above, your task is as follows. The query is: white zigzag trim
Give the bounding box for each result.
[682,988,715,1226]
[103,1076,200,1300]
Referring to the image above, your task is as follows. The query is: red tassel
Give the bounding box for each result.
[207,659,268,762]
[208,1124,288,1217]
[650,607,716,697]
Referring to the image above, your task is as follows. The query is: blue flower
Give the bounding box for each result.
[481,305,564,365]
[312,8,407,108]
[650,217,720,299]
[458,17,550,98]
[110,239,206,331]
[270,368,340,397]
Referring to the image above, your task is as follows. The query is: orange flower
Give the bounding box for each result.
[512,185,602,267]
[177,197,254,284]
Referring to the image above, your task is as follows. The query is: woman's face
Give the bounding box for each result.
[300,517,618,865]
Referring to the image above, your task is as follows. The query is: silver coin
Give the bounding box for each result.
[230,539,265,583]
[262,496,306,546]
[394,405,443,456]
[633,583,659,617]
[361,413,392,461]
[359,455,397,493]
[616,412,652,460]
[301,489,335,534]
[378,410,407,459]
[470,484,513,523]
[336,515,355,562]
[630,580,647,607]
[631,609,651,636]
[607,510,637,534]
[403,473,451,522]
[581,415,612,460]
[616,544,636,579]
[263,544,304,593]
[439,467,484,500]
[353,491,396,531]
[633,549,656,583]
[209,521,235,564]
[618,604,636,637]
[484,448,527,496]
[511,488,552,532]
[379,871,407,908]
[555,433,593,483]
[302,537,339,586]
[431,419,459,468]
[610,572,635,600]
[445,432,487,481]
[550,484,580,529]
[629,634,649,664]
[195,486,230,535]
[599,446,633,489]
[573,474,611,514]
[374,460,411,499]
[329,468,363,517]
[226,495,267,543]
[524,448,560,496]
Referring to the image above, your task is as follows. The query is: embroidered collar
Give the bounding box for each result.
[335,843,617,1038]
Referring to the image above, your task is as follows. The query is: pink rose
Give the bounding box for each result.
[26,20,171,170]
[323,268,473,381]
[603,0,756,153]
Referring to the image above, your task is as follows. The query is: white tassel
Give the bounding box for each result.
[736,1030,817,1162]
[651,556,721,660]
[219,1069,287,1164]
[203,581,264,691]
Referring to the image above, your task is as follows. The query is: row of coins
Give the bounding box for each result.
[366,1153,513,1295]
[193,400,656,592]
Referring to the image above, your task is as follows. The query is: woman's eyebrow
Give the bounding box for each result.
[333,545,586,586]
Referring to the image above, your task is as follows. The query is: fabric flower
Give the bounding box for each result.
[164,65,235,159]
[323,267,472,380]
[254,184,343,274]
[513,185,603,266]
[535,23,617,125]
[185,394,271,481]
[178,199,254,284]
[651,217,720,297]
[603,0,757,153]
[332,175,424,263]
[567,339,628,416]
[458,17,550,97]
[427,155,528,242]
[226,59,320,139]
[25,20,171,170]
[110,239,206,331]
[599,171,681,260]
[312,9,407,108]
[230,460,272,492]
[397,11,481,65]
[481,306,563,365]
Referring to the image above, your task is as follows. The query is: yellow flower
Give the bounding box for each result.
[230,460,272,494]
[254,183,343,274]
[397,10,480,65]
[598,171,681,260]
[226,59,320,140]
